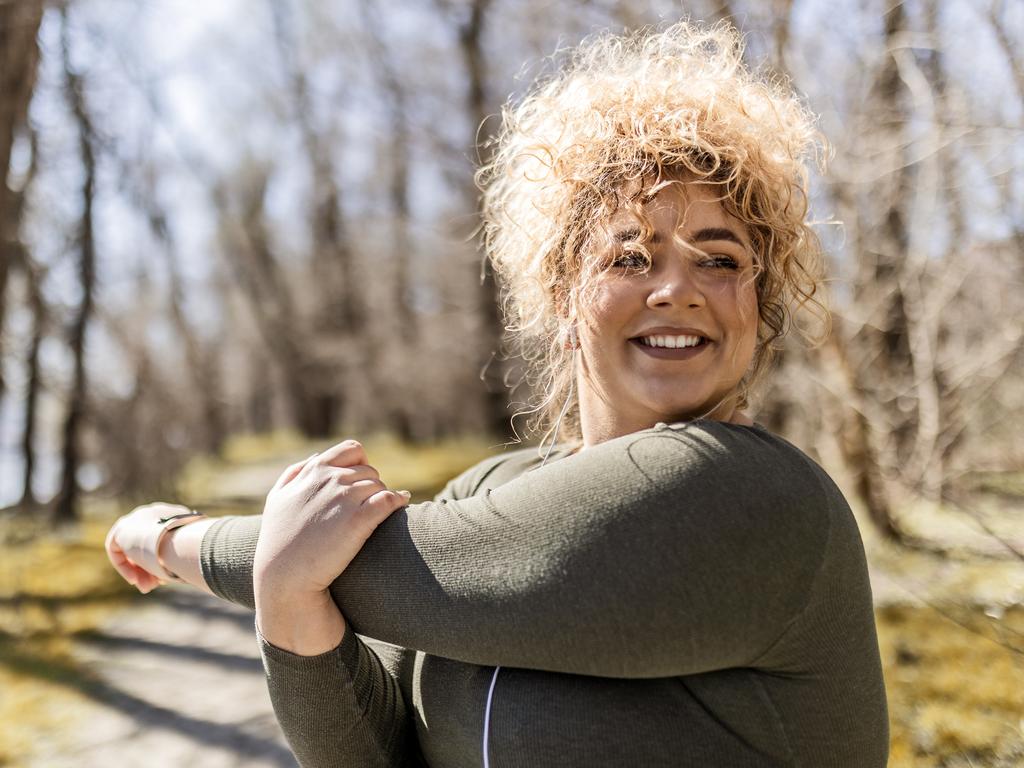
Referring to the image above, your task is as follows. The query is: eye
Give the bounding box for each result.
[699,254,740,270]
[610,249,651,270]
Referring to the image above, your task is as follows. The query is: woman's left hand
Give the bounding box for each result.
[252,439,411,602]
[105,502,193,593]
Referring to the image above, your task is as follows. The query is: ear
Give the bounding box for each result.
[563,324,578,350]
[554,283,579,325]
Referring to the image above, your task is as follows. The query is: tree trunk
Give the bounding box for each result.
[217,173,337,438]
[822,333,905,541]
[141,199,228,455]
[18,257,44,509]
[457,0,510,440]
[54,10,98,524]
[358,0,417,441]
[268,3,355,435]
[0,0,45,398]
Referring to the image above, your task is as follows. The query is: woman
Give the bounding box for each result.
[106,21,890,768]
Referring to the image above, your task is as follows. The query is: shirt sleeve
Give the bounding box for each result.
[255,620,418,768]
[231,482,484,768]
[202,420,833,679]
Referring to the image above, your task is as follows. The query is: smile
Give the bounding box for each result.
[636,334,704,349]
[629,336,711,360]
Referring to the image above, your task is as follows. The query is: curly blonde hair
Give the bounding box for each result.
[476,20,830,446]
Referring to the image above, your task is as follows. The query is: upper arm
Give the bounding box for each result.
[335,422,833,677]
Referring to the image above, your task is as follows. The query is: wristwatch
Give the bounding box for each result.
[153,512,207,583]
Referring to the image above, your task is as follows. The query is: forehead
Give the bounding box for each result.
[606,178,735,227]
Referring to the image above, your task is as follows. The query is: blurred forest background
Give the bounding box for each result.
[1,0,1023,766]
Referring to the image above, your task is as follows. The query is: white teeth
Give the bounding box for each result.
[639,335,703,348]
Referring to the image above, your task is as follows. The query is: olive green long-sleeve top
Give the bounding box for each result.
[200,420,890,767]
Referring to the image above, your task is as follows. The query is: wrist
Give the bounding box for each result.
[253,568,330,614]
[152,512,206,581]
[255,587,346,656]
[157,516,215,592]
[252,557,325,601]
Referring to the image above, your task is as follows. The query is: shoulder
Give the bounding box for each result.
[433,443,551,502]
[584,419,833,500]
[541,419,840,551]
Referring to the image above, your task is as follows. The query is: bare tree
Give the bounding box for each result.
[53,7,99,524]
[0,0,45,398]
[4,0,1020,543]
[127,165,228,456]
[269,1,362,336]
[216,166,341,437]
[435,0,511,439]
[355,0,419,440]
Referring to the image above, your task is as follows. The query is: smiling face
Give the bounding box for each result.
[573,180,760,445]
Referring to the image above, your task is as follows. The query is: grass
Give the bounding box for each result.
[878,603,1024,766]
[1,438,1022,766]
[0,501,137,766]
[866,478,1024,767]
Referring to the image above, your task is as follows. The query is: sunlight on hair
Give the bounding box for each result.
[479,20,832,444]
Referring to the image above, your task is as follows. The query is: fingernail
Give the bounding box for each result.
[398,490,412,498]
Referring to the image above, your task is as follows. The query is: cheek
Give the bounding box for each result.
[740,289,759,342]
[586,282,633,334]
[721,283,760,370]
[710,279,758,336]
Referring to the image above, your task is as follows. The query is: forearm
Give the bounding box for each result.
[255,581,347,656]
[200,519,413,765]
[158,517,218,595]
[258,622,416,768]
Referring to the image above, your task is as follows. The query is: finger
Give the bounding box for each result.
[360,488,412,520]
[122,557,163,592]
[346,477,388,504]
[134,567,163,594]
[110,549,140,586]
[104,517,125,554]
[272,454,318,493]
[317,439,367,470]
[332,464,381,485]
[105,525,140,585]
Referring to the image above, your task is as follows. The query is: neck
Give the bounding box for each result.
[576,387,748,450]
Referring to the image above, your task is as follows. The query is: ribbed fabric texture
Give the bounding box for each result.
[200,420,890,767]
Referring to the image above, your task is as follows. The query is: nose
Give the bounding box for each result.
[646,258,706,310]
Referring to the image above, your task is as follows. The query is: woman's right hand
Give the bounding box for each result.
[252,440,410,655]
[104,502,192,593]
[253,440,410,599]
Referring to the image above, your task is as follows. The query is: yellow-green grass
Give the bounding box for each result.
[879,603,1024,767]
[0,500,139,765]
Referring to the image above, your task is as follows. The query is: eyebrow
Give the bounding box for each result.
[690,227,746,246]
[611,226,746,247]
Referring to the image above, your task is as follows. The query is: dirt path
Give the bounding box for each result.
[34,587,296,768]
